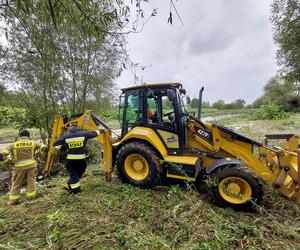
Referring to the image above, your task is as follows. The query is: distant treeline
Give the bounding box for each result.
[191,75,300,112]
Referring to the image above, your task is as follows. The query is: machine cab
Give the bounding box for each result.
[119,83,188,154]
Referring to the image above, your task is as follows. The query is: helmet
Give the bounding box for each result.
[19,129,30,137]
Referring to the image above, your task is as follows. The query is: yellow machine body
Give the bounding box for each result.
[44,83,300,207]
[187,119,300,204]
[114,126,199,182]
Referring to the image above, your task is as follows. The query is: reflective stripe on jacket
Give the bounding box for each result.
[53,128,100,160]
[3,136,43,169]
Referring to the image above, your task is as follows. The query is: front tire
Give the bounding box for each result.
[116,142,162,188]
[207,164,263,209]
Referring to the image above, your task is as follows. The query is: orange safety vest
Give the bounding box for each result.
[147,108,154,118]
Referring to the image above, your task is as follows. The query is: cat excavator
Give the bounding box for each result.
[44,83,300,209]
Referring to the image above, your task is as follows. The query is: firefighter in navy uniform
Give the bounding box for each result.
[53,122,102,193]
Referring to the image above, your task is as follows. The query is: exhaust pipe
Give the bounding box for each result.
[198,87,204,120]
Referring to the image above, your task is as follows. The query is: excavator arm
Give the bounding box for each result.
[188,118,300,205]
[44,110,113,181]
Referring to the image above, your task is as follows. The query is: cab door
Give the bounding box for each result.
[145,87,184,154]
[120,89,143,137]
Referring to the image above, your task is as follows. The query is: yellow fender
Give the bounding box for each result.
[114,127,200,182]
[114,127,168,158]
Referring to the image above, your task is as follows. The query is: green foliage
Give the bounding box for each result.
[0,0,133,133]
[99,109,119,121]
[253,75,300,112]
[45,210,65,247]
[202,101,211,108]
[223,99,246,109]
[254,104,288,120]
[86,139,102,164]
[162,98,171,109]
[191,98,210,109]
[191,98,198,109]
[212,99,246,110]
[252,96,265,108]
[0,168,299,249]
[0,106,25,128]
[271,0,300,83]
[0,85,4,104]
[212,99,225,109]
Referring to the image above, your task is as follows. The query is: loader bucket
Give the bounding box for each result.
[263,134,300,204]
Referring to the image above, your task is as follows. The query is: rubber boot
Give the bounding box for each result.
[69,187,81,194]
[7,199,20,206]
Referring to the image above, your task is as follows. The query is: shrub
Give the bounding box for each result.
[99,109,119,121]
[254,104,288,120]
[0,107,25,128]
[87,139,102,164]
[212,100,225,109]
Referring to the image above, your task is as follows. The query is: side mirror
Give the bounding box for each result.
[182,95,191,106]
[185,96,191,105]
[119,94,125,108]
[167,89,176,101]
[179,88,186,95]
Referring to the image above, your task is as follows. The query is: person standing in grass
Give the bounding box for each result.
[0,130,45,206]
[53,122,103,194]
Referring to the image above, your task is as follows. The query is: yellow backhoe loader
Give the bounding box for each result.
[44,83,300,209]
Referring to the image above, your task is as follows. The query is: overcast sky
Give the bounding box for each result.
[116,0,278,104]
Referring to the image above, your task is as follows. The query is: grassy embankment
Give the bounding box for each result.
[0,108,252,143]
[0,115,120,144]
[0,109,300,249]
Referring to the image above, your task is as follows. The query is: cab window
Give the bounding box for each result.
[123,90,141,134]
[118,94,125,128]
[146,89,176,130]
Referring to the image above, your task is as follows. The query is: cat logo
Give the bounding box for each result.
[167,135,177,143]
[195,127,212,141]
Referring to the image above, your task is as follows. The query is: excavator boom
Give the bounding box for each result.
[188,117,300,205]
[44,111,113,179]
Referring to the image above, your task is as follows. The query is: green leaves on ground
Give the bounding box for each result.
[0,169,299,249]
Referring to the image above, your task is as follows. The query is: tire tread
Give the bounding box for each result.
[116,141,162,187]
[207,164,263,209]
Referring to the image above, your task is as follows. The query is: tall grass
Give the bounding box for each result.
[0,165,299,249]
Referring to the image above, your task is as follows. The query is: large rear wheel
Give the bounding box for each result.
[116,142,162,188]
[207,164,263,209]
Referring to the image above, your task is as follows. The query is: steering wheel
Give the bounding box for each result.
[163,111,174,117]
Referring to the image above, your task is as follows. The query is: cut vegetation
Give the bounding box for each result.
[1,112,300,250]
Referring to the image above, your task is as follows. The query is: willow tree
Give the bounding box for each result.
[0,0,153,134]
[271,0,300,83]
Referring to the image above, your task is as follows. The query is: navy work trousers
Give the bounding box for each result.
[65,159,87,193]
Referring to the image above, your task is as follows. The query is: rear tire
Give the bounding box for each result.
[116,142,162,188]
[207,164,263,210]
